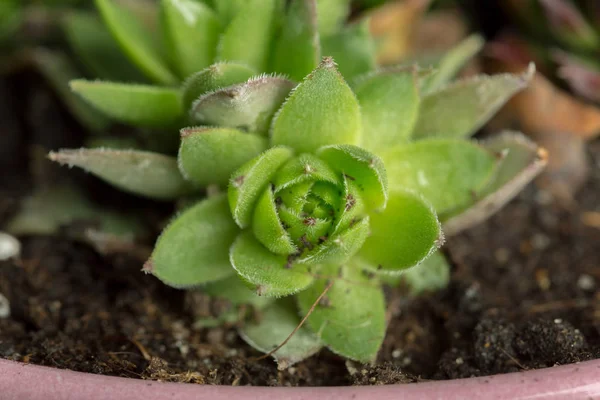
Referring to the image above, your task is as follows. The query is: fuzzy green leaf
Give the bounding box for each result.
[179,127,268,186]
[297,264,386,362]
[253,188,297,255]
[382,250,450,294]
[217,0,278,72]
[49,148,195,200]
[318,145,387,210]
[229,147,294,228]
[296,217,370,266]
[62,11,144,82]
[421,34,484,93]
[95,0,177,84]
[240,300,322,369]
[357,190,441,273]
[412,65,535,139]
[148,195,237,287]
[273,153,340,192]
[271,58,361,153]
[191,76,295,134]
[354,67,419,152]
[272,0,320,82]
[181,62,256,112]
[316,0,350,36]
[160,0,221,79]
[202,275,273,308]
[5,184,144,239]
[321,19,376,81]
[381,139,497,214]
[30,50,109,133]
[442,132,547,236]
[230,231,314,297]
[213,0,245,24]
[70,80,183,128]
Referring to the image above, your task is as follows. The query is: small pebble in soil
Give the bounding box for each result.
[0,293,9,318]
[0,232,20,261]
[576,274,596,291]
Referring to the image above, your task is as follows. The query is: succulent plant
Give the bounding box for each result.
[501,0,600,103]
[50,38,546,364]
[63,0,381,134]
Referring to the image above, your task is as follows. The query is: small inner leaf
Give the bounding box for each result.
[228,147,294,228]
[179,127,268,186]
[297,264,386,363]
[272,0,320,81]
[191,76,295,134]
[148,194,238,287]
[357,189,442,273]
[160,0,221,79]
[273,153,340,193]
[230,231,314,297]
[412,65,535,139]
[95,0,177,84]
[49,148,196,200]
[70,80,183,128]
[253,188,297,255]
[271,57,362,153]
[381,139,497,214]
[239,299,322,370]
[217,0,279,72]
[317,144,387,210]
[353,67,419,152]
[181,62,256,112]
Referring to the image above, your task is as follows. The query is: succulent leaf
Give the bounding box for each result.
[297,264,386,362]
[48,148,196,200]
[239,300,322,369]
[229,147,294,228]
[442,132,548,236]
[357,189,442,273]
[272,0,320,81]
[315,0,351,36]
[181,62,256,112]
[30,50,110,133]
[70,80,183,128]
[202,274,273,308]
[190,75,295,134]
[381,250,450,295]
[62,11,144,82]
[317,144,387,210]
[178,127,268,186]
[271,57,361,153]
[381,139,498,214]
[148,194,238,287]
[321,19,376,81]
[253,188,298,255]
[230,231,315,297]
[217,0,279,72]
[412,65,535,139]
[160,0,221,79]
[420,34,485,93]
[353,67,419,152]
[95,0,177,84]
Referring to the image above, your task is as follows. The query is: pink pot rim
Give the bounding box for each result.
[1,358,599,400]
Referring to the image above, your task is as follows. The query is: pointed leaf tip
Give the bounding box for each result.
[49,148,195,200]
[271,58,361,153]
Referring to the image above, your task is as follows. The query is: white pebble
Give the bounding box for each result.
[392,349,402,359]
[577,274,596,291]
[0,232,20,261]
[0,293,9,318]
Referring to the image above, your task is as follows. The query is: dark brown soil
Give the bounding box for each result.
[0,70,599,386]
